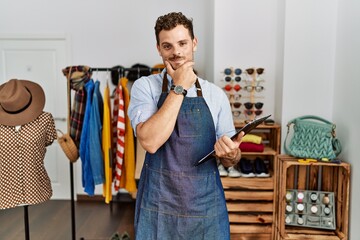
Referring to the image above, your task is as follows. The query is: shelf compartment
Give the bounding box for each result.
[235,123,281,153]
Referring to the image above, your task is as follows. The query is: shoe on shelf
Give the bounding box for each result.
[254,157,270,177]
[218,164,228,177]
[228,166,241,178]
[239,158,255,178]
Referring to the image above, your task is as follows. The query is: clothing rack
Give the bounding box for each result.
[89,66,164,73]
[67,65,162,240]
[23,205,30,240]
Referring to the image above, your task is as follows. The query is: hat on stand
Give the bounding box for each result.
[0,79,45,126]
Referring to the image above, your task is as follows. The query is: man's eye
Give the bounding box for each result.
[163,45,171,50]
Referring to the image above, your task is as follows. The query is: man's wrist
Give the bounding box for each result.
[219,148,241,167]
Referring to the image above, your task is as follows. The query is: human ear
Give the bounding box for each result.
[193,37,198,52]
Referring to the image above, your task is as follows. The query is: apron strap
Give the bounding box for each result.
[162,73,202,97]
[195,79,202,97]
[162,73,169,93]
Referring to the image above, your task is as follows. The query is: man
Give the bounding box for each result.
[128,12,243,239]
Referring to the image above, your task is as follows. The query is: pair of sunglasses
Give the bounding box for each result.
[232,110,241,117]
[244,109,263,116]
[224,68,242,75]
[227,93,242,102]
[230,102,242,109]
[224,84,241,92]
[243,84,264,92]
[244,102,263,110]
[224,75,241,82]
[245,68,265,75]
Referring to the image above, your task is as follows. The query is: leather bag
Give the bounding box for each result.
[284,115,342,159]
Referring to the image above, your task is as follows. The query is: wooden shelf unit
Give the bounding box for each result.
[222,123,281,240]
[275,155,350,240]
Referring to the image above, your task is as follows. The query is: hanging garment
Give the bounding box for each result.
[119,77,137,194]
[135,75,230,239]
[0,112,57,209]
[79,79,95,195]
[62,66,91,146]
[112,81,125,191]
[88,80,104,185]
[102,83,113,204]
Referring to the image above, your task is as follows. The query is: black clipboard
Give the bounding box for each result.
[194,114,271,166]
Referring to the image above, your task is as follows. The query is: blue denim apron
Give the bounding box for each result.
[135,75,230,240]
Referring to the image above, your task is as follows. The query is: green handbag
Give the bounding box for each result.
[284,115,342,159]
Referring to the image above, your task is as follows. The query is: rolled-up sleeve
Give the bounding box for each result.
[128,76,161,136]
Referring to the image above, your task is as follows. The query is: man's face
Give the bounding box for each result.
[157,25,197,70]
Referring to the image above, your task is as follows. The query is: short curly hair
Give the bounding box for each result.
[154,12,194,45]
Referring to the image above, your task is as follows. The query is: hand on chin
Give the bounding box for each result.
[169,61,183,70]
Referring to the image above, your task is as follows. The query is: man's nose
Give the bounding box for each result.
[172,46,181,56]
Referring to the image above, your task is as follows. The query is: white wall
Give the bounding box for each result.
[0,0,210,76]
[333,0,360,238]
[281,0,338,137]
[214,0,280,122]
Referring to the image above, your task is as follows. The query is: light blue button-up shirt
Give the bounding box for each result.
[128,70,236,140]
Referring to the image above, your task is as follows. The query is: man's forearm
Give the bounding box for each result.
[136,91,184,153]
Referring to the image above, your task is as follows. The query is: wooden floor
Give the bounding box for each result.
[0,199,135,240]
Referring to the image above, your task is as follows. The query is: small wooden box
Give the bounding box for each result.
[275,155,350,240]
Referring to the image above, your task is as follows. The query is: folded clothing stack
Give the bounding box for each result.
[240,134,264,152]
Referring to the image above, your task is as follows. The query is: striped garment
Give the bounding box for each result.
[112,83,125,191]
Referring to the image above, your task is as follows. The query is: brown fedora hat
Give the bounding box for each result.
[0,79,45,126]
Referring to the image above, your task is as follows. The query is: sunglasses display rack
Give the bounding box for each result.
[284,189,336,230]
[221,67,266,123]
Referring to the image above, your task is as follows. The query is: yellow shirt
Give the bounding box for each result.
[102,83,112,203]
[119,77,137,194]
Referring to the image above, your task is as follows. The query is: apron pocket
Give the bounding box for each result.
[142,166,218,217]
[177,107,202,137]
